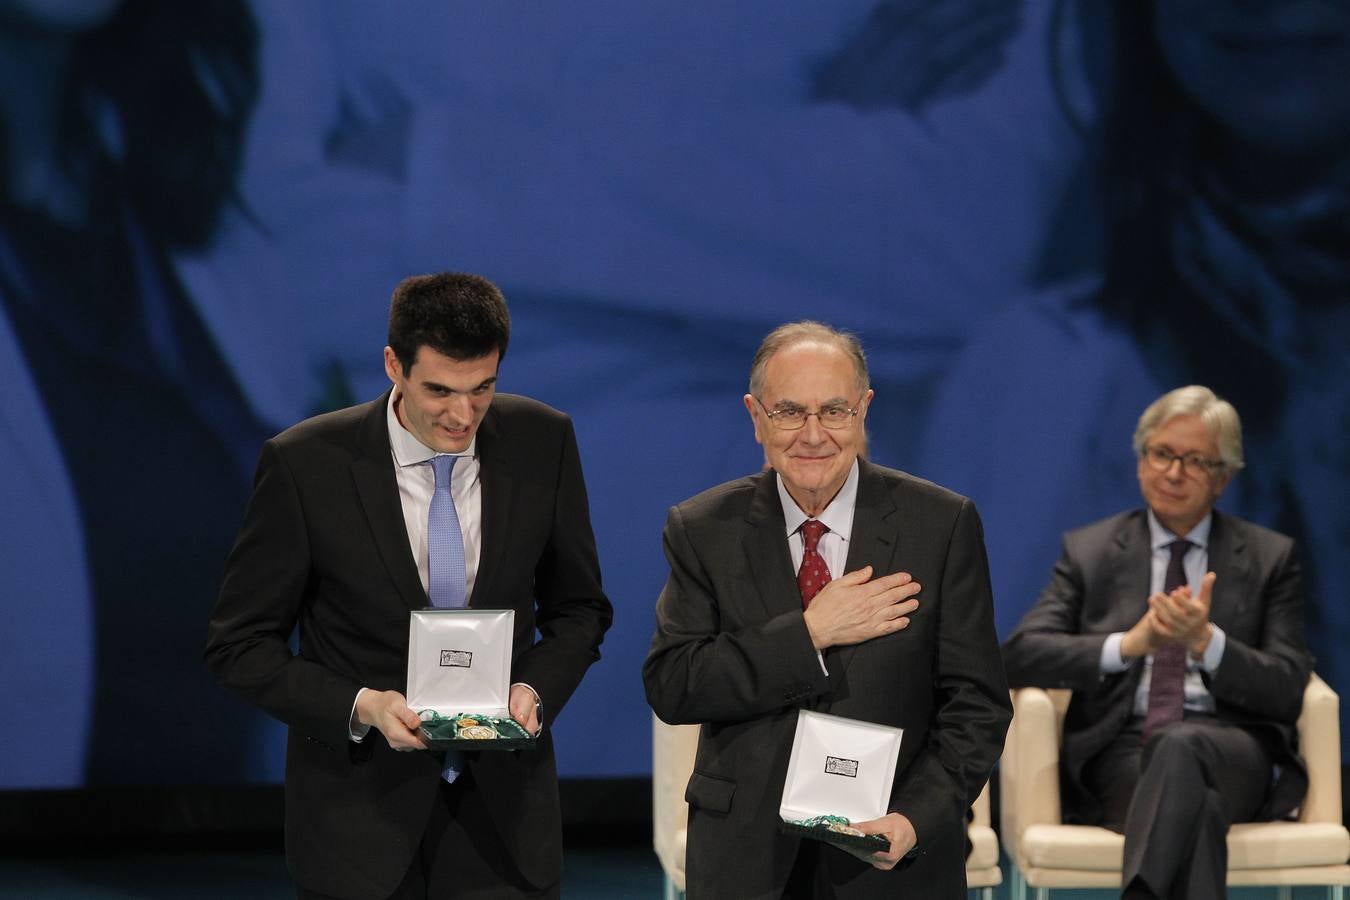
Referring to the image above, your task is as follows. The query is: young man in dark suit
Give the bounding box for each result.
[643,321,1010,898]
[1003,385,1312,899]
[206,272,612,899]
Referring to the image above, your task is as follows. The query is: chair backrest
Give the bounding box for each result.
[652,714,700,887]
[1000,686,1067,863]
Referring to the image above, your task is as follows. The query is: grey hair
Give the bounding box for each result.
[748,321,869,398]
[1133,385,1245,471]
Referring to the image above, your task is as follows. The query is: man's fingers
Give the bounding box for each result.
[872,580,921,606]
[509,699,537,731]
[386,722,428,751]
[837,565,875,585]
[879,598,919,621]
[866,570,914,592]
[1197,571,1216,607]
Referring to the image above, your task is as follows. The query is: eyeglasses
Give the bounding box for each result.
[1142,446,1226,477]
[756,396,863,431]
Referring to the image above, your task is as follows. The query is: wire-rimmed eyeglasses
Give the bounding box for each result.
[1142,445,1226,477]
[755,396,863,431]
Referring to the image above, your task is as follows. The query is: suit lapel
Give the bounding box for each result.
[350,390,428,610]
[743,472,800,621]
[1109,512,1153,631]
[1205,511,1250,627]
[829,460,901,680]
[842,461,901,573]
[469,408,512,609]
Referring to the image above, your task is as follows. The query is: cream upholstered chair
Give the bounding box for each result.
[652,715,699,900]
[1000,674,1350,900]
[652,713,1002,899]
[967,779,1003,899]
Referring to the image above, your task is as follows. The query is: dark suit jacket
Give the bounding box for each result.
[205,391,611,899]
[643,460,1011,899]
[1002,508,1311,825]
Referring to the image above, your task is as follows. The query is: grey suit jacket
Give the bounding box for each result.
[1003,508,1311,824]
[643,460,1010,899]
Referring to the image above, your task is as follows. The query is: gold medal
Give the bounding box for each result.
[825,822,865,837]
[459,724,497,740]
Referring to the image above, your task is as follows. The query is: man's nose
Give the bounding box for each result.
[444,394,474,420]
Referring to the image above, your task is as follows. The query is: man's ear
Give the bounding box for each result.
[743,394,765,445]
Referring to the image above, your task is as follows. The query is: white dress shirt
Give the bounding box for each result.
[348,390,484,740]
[777,460,860,673]
[385,391,483,599]
[778,460,858,580]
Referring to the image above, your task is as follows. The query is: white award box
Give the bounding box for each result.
[406,608,534,749]
[778,710,903,853]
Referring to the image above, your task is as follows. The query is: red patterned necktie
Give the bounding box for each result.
[797,520,832,609]
[1142,539,1193,741]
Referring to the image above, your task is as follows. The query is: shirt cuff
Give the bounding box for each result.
[1100,632,1128,674]
[1199,624,1226,672]
[349,687,372,742]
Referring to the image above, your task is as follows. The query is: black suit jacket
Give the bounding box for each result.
[1003,508,1311,824]
[205,391,611,898]
[643,460,1010,899]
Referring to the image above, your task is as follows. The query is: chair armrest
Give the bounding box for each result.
[1296,673,1342,825]
[1001,687,1063,859]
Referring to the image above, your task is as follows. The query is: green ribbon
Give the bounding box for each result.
[417,711,533,742]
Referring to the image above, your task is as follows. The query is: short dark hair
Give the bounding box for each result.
[387,272,511,375]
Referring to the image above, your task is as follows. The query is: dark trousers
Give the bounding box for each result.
[779,818,967,899]
[297,770,559,900]
[1084,716,1272,899]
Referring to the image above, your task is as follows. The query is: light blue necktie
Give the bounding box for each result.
[428,455,468,610]
[427,454,468,782]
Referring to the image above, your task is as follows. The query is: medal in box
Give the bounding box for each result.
[778,710,903,854]
[406,608,536,750]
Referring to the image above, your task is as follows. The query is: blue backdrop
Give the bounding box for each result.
[2,0,1347,787]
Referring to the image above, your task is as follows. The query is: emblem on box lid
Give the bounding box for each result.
[439,649,472,668]
[823,756,859,777]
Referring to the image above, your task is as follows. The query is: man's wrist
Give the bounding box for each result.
[349,687,373,741]
[1188,623,1214,658]
[1120,628,1146,660]
[802,609,828,651]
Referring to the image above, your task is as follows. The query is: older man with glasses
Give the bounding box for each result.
[643,320,1010,899]
[1003,385,1313,900]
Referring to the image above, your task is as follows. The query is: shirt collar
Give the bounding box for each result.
[1146,507,1211,551]
[386,389,476,467]
[777,459,859,541]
